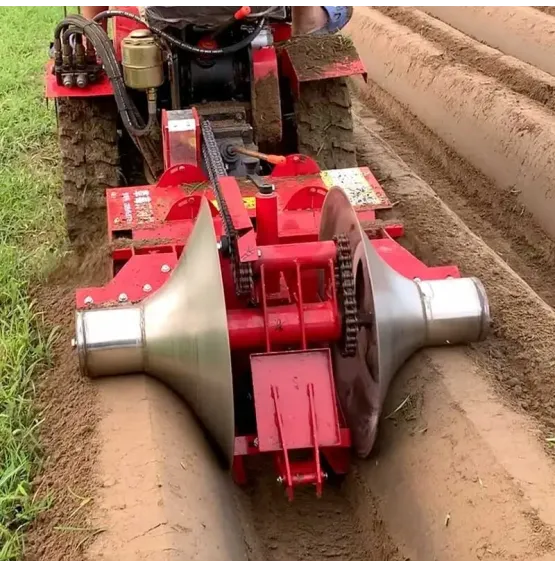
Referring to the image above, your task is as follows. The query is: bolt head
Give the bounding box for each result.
[84,296,93,305]
[143,284,152,293]
[161,264,171,273]
[114,217,120,224]
[276,476,284,484]
[111,191,117,198]
[118,293,128,303]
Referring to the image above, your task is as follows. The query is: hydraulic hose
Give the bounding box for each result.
[91,10,266,56]
[55,14,155,138]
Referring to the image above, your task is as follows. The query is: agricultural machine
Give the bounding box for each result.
[46,7,491,499]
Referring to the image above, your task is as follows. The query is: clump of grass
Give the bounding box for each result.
[0,7,69,560]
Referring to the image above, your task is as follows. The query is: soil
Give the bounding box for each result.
[535,7,555,18]
[251,73,282,151]
[26,5,555,560]
[25,244,111,560]
[236,460,401,560]
[420,7,555,77]
[377,7,555,114]
[281,34,358,81]
[348,7,555,244]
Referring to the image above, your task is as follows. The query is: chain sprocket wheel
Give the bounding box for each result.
[334,233,359,357]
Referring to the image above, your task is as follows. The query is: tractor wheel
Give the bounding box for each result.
[294,77,357,170]
[56,96,120,244]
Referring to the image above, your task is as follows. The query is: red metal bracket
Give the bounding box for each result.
[250,349,345,499]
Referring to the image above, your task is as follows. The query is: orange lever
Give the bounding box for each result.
[233,146,286,166]
[234,6,251,20]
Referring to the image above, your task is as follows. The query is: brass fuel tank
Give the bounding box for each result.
[121,29,163,90]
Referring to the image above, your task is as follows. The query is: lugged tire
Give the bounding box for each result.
[294,77,357,170]
[55,96,120,244]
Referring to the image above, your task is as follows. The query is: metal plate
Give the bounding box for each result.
[142,198,235,464]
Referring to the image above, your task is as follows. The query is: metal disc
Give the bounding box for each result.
[142,197,235,465]
[319,187,383,458]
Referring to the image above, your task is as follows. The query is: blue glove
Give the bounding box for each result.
[319,6,353,34]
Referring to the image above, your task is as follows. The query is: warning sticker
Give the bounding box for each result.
[320,168,382,207]
[211,197,256,211]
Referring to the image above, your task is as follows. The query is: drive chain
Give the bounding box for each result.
[334,234,359,357]
[201,119,253,296]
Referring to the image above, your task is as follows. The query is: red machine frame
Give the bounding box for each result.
[76,139,460,499]
[51,7,459,498]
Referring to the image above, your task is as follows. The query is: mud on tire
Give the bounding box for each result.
[295,77,357,170]
[56,97,120,244]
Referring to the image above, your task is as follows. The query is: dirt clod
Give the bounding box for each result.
[282,34,358,80]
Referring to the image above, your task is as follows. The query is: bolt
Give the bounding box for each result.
[118,293,128,303]
[161,264,171,273]
[111,191,117,198]
[276,476,284,485]
[253,437,259,448]
[322,472,328,480]
[71,337,77,348]
[114,217,120,224]
[257,249,262,258]
[143,284,152,293]
[84,296,93,305]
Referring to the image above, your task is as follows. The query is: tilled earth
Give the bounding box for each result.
[26,7,555,561]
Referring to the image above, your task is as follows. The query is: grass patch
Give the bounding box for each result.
[0,7,68,560]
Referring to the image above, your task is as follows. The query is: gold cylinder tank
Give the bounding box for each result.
[121,29,163,90]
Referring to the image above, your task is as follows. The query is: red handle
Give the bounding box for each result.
[234,6,251,20]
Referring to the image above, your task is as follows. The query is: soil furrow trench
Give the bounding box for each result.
[350,80,555,310]
[419,7,555,77]
[345,8,555,255]
[377,6,555,114]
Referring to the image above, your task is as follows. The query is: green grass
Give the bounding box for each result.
[0,7,69,560]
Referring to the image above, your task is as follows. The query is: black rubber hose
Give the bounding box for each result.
[92,10,266,56]
[54,14,155,137]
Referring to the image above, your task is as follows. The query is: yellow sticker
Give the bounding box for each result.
[211,197,256,211]
[320,168,381,207]
[243,197,256,209]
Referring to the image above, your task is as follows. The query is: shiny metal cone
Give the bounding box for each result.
[143,197,235,464]
[76,197,235,465]
[319,187,490,458]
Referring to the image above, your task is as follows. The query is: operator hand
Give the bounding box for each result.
[292,7,353,35]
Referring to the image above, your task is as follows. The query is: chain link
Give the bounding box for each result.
[201,119,254,297]
[334,234,359,357]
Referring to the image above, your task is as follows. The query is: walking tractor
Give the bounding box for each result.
[46,7,491,499]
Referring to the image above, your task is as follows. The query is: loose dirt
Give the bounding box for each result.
[281,34,358,81]
[25,245,111,560]
[236,461,400,560]
[251,73,282,151]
